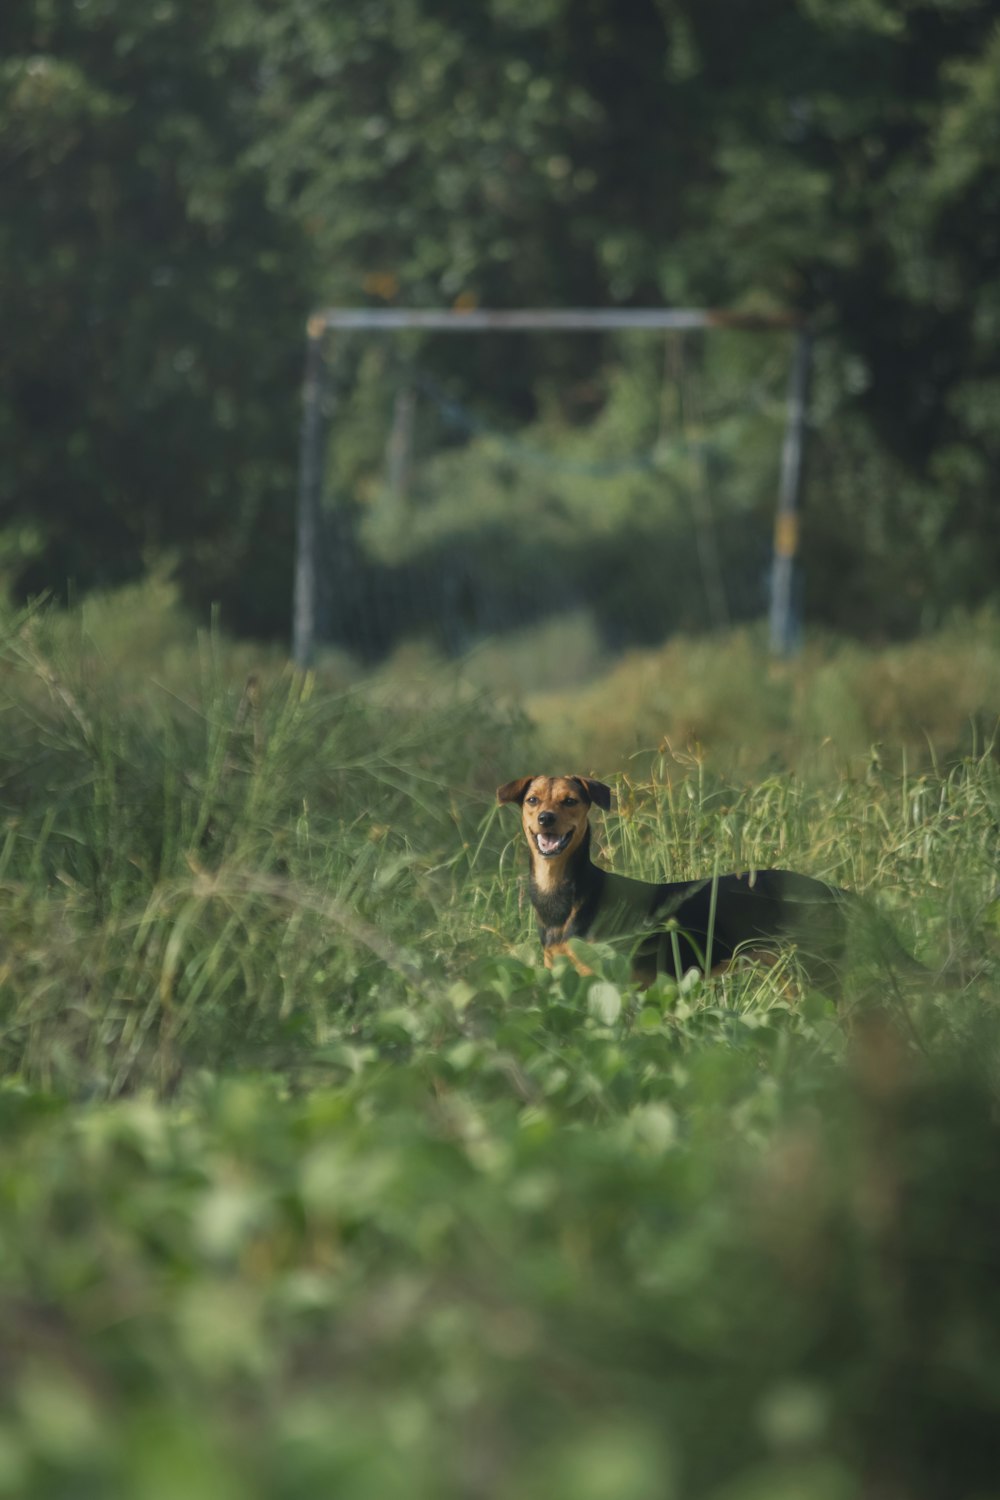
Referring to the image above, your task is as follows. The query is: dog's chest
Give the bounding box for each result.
[530,871,603,946]
[532,886,575,938]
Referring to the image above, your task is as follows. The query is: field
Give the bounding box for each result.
[2,584,1000,1499]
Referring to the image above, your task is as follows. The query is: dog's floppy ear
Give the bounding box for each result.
[571,776,615,811]
[497,776,537,806]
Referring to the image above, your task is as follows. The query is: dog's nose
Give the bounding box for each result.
[537,810,557,828]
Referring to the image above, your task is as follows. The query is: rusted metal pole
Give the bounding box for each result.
[769,328,812,657]
[292,313,330,669]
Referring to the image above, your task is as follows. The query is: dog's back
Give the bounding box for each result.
[599,868,850,987]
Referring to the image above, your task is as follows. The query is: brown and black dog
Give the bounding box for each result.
[498,774,853,989]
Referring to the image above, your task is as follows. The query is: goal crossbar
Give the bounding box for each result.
[308,307,800,334]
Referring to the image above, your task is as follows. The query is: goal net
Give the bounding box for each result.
[294,309,807,668]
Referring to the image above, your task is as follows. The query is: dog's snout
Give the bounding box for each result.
[537,810,557,828]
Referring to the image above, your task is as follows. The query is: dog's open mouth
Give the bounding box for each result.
[533,829,571,857]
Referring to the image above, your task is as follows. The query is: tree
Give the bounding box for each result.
[0,0,308,633]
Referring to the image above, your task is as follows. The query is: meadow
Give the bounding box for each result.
[1,583,999,1499]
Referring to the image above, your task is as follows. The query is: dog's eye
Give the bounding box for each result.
[525,795,539,806]
[562,797,578,807]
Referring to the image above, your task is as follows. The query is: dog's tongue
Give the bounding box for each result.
[537,832,563,855]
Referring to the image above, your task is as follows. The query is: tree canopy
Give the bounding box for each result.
[2,0,998,639]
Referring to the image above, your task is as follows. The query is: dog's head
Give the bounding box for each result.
[497,774,613,862]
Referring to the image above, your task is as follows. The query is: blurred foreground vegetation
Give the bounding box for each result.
[1,588,1000,1496]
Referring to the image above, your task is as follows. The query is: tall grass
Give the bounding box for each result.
[501,613,1000,770]
[0,588,532,1092]
[2,587,998,1094]
[2,585,1000,1498]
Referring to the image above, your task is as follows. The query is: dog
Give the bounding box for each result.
[497,774,853,989]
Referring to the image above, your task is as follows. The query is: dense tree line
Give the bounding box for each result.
[1,0,997,640]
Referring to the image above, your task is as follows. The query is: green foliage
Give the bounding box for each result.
[3,0,1000,637]
[515,610,1000,768]
[0,0,307,630]
[1,593,1000,1494]
[330,330,788,650]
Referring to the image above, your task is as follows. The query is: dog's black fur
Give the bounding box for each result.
[498,774,851,988]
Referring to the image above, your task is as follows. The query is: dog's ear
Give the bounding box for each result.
[497,776,536,806]
[572,777,615,811]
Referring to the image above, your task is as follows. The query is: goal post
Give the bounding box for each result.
[293,307,812,668]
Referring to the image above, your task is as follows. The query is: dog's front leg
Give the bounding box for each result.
[543,941,594,978]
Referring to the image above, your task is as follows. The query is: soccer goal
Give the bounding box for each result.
[293,308,811,668]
